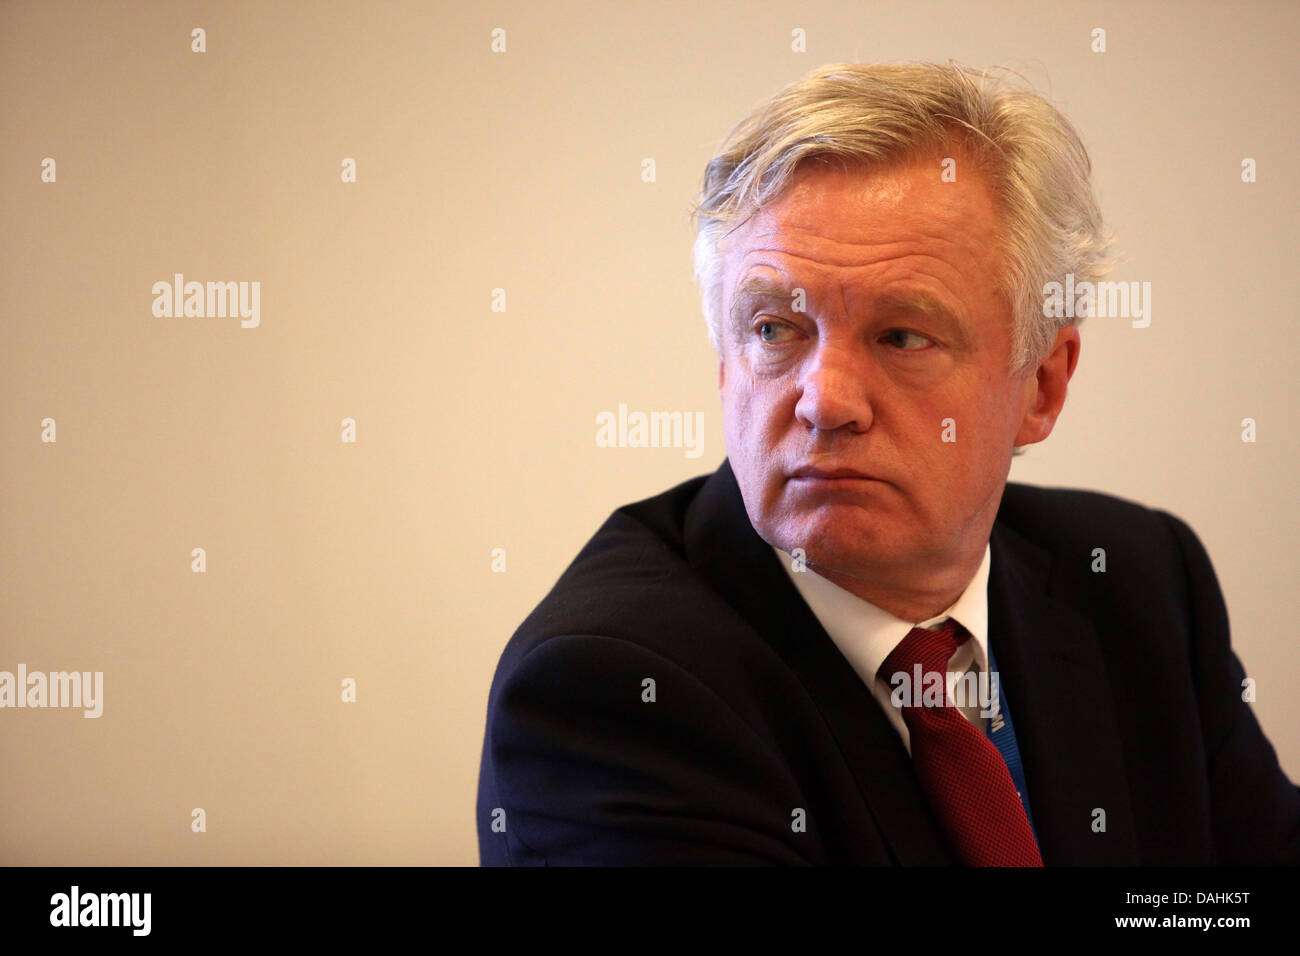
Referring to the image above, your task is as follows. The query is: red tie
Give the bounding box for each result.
[879,619,1044,866]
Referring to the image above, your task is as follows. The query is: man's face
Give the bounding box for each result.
[718,152,1055,586]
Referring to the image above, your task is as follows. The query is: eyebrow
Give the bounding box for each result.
[727,279,800,329]
[729,279,798,311]
[734,277,798,298]
[730,281,966,332]
[872,292,963,327]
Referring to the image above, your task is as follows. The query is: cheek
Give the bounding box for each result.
[935,371,1016,442]
[723,376,789,488]
[721,371,759,461]
[723,368,766,435]
[968,380,1024,449]
[933,391,1016,492]
[897,390,1001,487]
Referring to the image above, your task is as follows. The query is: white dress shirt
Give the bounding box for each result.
[773,543,992,756]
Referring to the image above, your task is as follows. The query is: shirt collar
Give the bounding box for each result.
[772,543,992,688]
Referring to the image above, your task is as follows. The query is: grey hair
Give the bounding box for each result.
[689,61,1115,377]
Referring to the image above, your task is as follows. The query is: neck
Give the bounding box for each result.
[810,539,987,623]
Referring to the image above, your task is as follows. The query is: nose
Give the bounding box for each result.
[794,342,874,434]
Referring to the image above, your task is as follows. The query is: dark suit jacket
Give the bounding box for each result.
[476,459,1300,865]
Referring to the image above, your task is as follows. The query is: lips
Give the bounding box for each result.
[788,465,881,481]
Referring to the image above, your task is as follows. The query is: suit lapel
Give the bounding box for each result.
[685,460,1142,865]
[987,518,1140,864]
[685,461,956,864]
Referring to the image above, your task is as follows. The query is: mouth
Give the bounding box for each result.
[787,465,883,483]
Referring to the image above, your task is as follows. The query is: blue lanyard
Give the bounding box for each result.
[984,641,1039,845]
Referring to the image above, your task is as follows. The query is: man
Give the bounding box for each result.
[475,63,1300,865]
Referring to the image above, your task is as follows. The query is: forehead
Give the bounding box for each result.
[721,153,1005,290]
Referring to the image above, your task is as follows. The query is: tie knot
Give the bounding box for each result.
[879,618,970,685]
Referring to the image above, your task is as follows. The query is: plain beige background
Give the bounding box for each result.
[2,0,1296,865]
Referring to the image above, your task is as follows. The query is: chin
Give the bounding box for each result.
[765,508,896,571]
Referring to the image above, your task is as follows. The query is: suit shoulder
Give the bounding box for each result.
[998,481,1177,550]
[492,470,721,667]
[996,481,1219,612]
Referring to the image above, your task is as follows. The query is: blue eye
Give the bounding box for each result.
[759,321,792,343]
[883,329,931,351]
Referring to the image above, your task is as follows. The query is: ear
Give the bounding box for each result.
[1012,325,1080,448]
[717,356,725,392]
